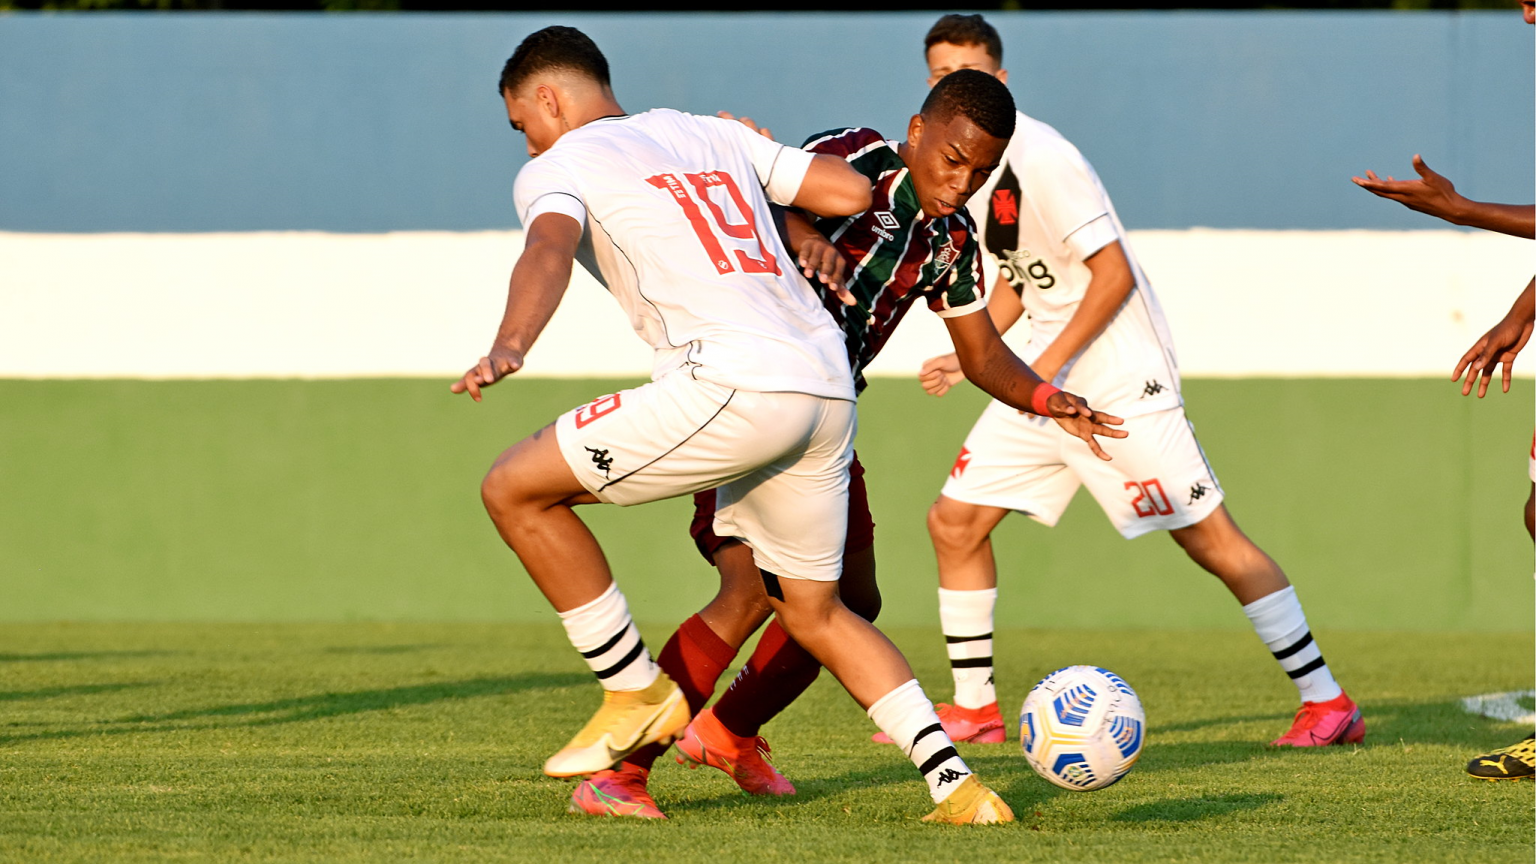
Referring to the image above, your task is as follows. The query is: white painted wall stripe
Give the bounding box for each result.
[0,229,1529,379]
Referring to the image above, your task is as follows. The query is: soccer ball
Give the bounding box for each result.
[1019,665,1145,791]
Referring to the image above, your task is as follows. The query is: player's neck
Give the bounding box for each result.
[567,94,626,131]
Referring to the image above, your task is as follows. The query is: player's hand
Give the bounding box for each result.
[1452,313,1534,398]
[796,234,855,304]
[1351,155,1465,223]
[919,353,966,397]
[717,111,774,141]
[1045,391,1127,461]
[450,346,524,402]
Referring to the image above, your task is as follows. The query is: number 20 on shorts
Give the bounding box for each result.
[648,171,781,277]
[1125,479,1174,518]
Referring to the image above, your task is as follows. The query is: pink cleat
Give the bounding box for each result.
[1270,691,1365,747]
[568,764,666,819]
[872,702,1007,745]
[675,707,795,796]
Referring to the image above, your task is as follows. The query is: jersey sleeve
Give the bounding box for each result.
[713,117,815,206]
[928,217,989,319]
[513,155,587,229]
[1065,214,1118,260]
[802,127,890,183]
[1019,143,1110,251]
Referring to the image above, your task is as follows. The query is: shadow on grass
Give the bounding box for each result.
[116,673,590,727]
[0,682,152,702]
[0,673,588,747]
[1111,792,1282,823]
[0,650,177,663]
[1153,697,1526,749]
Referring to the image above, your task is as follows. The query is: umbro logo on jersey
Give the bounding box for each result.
[875,211,900,231]
[586,447,614,477]
[1142,380,1166,397]
[991,188,1019,226]
[1189,482,1209,505]
[934,768,969,787]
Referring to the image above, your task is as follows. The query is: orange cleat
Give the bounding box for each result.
[675,707,795,796]
[568,764,666,819]
[1270,691,1365,747]
[872,702,1007,745]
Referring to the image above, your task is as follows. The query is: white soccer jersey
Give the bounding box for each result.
[514,109,855,402]
[967,111,1180,418]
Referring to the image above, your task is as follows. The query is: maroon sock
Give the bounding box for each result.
[711,618,822,739]
[622,613,738,771]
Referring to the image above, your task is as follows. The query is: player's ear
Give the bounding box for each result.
[535,83,560,119]
[996,68,1008,85]
[907,114,924,149]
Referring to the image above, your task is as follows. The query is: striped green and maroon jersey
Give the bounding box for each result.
[803,127,988,391]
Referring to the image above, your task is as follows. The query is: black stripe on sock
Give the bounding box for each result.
[1285,656,1327,680]
[593,639,647,680]
[944,632,993,644]
[1271,631,1314,661]
[579,621,633,659]
[949,657,994,669]
[910,723,945,751]
[918,745,960,777]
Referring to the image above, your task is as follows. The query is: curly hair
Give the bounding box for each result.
[920,68,1015,141]
[498,26,611,96]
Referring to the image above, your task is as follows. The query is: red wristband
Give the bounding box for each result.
[1030,383,1062,416]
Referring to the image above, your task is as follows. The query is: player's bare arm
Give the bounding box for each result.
[918,244,1129,398]
[1352,155,1536,239]
[450,212,581,401]
[1025,240,1136,382]
[945,310,1127,460]
[1453,276,1536,398]
[781,208,855,302]
[791,154,874,219]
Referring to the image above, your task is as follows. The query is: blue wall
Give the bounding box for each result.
[1,11,1530,233]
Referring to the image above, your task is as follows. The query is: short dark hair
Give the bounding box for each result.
[920,68,1015,141]
[498,26,611,96]
[924,14,1003,65]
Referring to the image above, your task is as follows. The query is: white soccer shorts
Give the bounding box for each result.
[555,371,856,582]
[941,402,1223,539]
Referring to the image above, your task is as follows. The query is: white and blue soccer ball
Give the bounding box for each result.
[1019,665,1145,791]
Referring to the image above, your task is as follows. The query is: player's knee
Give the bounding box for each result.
[479,459,527,520]
[927,499,987,553]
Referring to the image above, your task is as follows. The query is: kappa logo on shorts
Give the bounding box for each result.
[574,394,622,429]
[1188,482,1210,505]
[950,447,972,479]
[934,768,969,787]
[586,447,614,477]
[1142,380,1166,397]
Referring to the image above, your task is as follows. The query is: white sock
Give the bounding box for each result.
[1242,586,1342,704]
[868,679,972,804]
[557,582,660,692]
[939,587,997,709]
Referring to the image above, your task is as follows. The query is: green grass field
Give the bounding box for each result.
[0,377,1531,861]
[0,623,1530,862]
[1,377,1531,629]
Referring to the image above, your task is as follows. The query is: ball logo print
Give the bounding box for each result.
[1020,665,1145,791]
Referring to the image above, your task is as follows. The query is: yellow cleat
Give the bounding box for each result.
[1466,733,1535,781]
[543,672,690,778]
[921,775,1014,825]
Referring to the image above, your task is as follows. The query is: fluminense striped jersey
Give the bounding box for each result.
[803,127,988,391]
